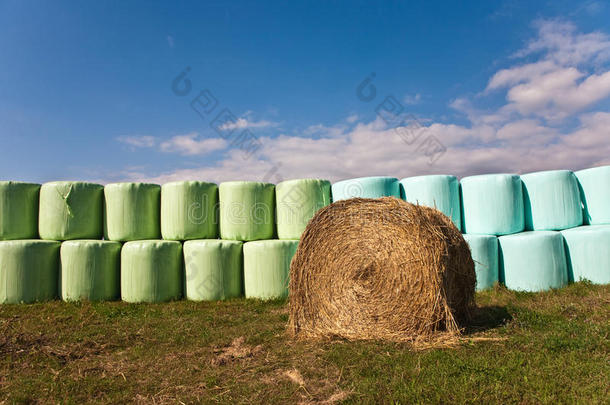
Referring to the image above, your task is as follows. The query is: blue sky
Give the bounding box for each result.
[1,0,610,184]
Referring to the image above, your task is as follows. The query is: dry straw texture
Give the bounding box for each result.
[288,197,475,342]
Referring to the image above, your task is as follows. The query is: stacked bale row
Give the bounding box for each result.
[0,178,331,303]
[343,170,610,291]
[2,166,609,304]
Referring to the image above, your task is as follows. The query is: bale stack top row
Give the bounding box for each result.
[0,179,331,242]
[1,165,609,242]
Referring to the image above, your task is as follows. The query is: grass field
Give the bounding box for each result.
[1,282,609,404]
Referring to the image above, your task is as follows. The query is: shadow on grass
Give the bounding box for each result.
[462,305,512,335]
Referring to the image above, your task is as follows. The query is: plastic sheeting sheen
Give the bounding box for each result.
[121,240,182,303]
[561,225,610,284]
[60,240,121,301]
[400,175,461,230]
[521,170,582,231]
[0,181,40,240]
[104,183,161,241]
[161,181,218,240]
[0,240,60,303]
[243,240,298,299]
[461,174,524,235]
[219,181,275,241]
[183,239,243,301]
[463,234,498,291]
[499,231,567,292]
[39,182,104,240]
[276,179,331,239]
[331,177,400,201]
[575,166,610,225]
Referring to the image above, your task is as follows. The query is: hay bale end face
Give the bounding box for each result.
[289,197,475,342]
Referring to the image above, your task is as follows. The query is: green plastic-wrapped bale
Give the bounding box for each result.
[400,175,461,230]
[219,181,275,241]
[331,176,400,201]
[0,240,60,303]
[104,183,161,241]
[60,240,122,301]
[243,240,298,299]
[499,231,567,292]
[121,240,182,303]
[39,181,104,240]
[161,181,218,240]
[462,234,498,291]
[276,179,331,239]
[561,225,610,284]
[460,174,524,235]
[184,239,242,301]
[575,166,610,225]
[521,170,582,231]
[0,181,40,240]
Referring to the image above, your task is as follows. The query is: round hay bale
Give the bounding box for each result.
[288,197,475,342]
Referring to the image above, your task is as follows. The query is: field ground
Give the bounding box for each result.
[1,283,609,404]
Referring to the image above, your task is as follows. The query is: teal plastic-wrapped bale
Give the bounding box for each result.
[161,181,218,240]
[499,231,567,292]
[243,240,298,299]
[39,181,104,240]
[104,183,161,241]
[121,240,182,303]
[60,240,122,301]
[400,175,461,230]
[331,176,400,201]
[219,181,275,241]
[0,240,60,303]
[460,174,524,235]
[575,166,610,225]
[462,234,498,291]
[521,170,582,231]
[0,181,40,240]
[561,225,610,284]
[183,239,242,301]
[276,179,331,239]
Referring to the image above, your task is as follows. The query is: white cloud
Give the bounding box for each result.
[485,20,610,121]
[219,117,278,131]
[403,93,422,105]
[346,114,359,123]
[514,19,610,65]
[159,132,228,156]
[117,135,156,148]
[167,35,175,48]
[116,20,610,185]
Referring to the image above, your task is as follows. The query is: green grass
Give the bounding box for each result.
[1,283,609,404]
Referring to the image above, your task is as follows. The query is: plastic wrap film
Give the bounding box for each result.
[521,170,583,231]
[561,225,610,284]
[460,174,524,235]
[243,240,298,299]
[104,183,161,241]
[331,176,400,201]
[462,234,498,291]
[400,175,461,230]
[0,181,40,240]
[499,231,567,292]
[39,182,104,240]
[183,239,243,301]
[0,240,60,303]
[575,165,610,225]
[121,240,182,303]
[161,181,218,240]
[276,179,331,239]
[60,240,122,301]
[219,181,275,241]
